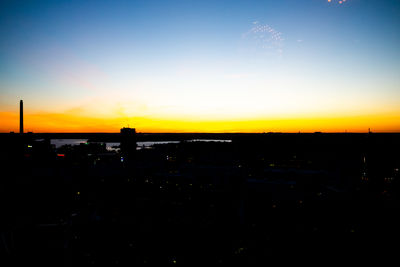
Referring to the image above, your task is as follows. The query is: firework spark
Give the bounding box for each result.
[243,23,284,55]
[328,0,348,4]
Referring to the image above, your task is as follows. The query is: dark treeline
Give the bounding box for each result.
[1,133,400,265]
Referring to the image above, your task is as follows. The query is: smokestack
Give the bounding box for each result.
[20,100,23,134]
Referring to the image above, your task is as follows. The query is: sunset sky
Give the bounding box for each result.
[1,0,400,133]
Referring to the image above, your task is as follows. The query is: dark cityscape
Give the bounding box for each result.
[1,0,400,265]
[1,100,400,265]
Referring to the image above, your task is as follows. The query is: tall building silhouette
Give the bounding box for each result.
[120,127,136,162]
[20,100,23,134]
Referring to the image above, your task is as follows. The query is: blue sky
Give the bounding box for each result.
[1,0,400,132]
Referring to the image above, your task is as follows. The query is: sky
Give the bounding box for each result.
[1,0,400,133]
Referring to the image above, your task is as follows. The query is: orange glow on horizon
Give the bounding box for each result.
[1,111,399,133]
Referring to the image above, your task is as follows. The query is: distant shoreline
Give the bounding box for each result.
[1,132,399,143]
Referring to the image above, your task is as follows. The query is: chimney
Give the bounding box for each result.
[20,100,23,134]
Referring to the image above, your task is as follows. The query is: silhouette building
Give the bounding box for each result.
[20,100,23,134]
[120,127,136,161]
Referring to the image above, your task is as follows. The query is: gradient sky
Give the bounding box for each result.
[1,0,400,132]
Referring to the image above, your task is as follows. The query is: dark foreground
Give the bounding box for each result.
[1,133,400,265]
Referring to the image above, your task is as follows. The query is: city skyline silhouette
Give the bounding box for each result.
[1,1,400,266]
